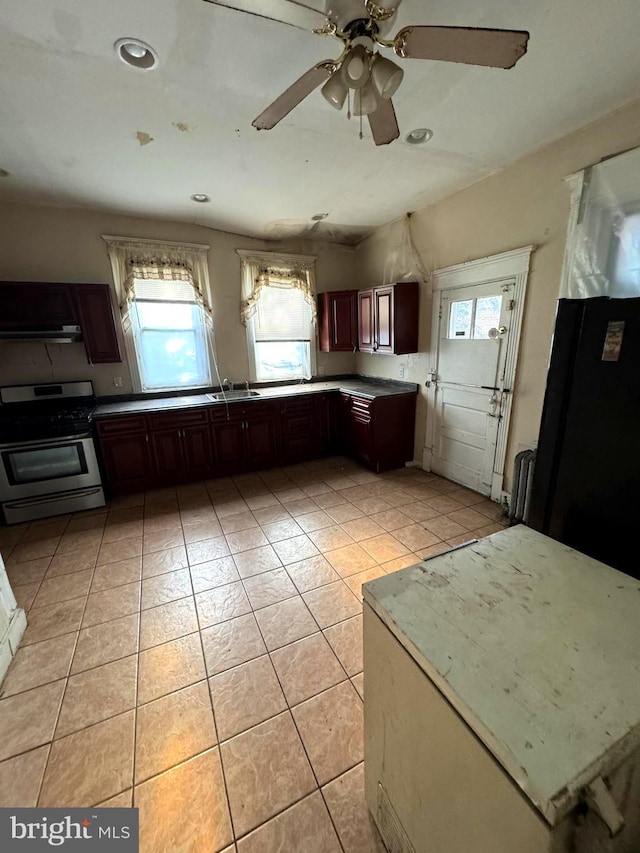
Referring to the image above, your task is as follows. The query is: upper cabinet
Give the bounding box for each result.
[358,282,419,355]
[73,284,121,364]
[0,281,122,364]
[318,290,358,352]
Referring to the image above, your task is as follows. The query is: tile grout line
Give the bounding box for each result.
[34,510,106,807]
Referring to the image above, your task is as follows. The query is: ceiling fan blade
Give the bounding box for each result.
[394,25,529,69]
[253,61,335,130]
[368,98,400,146]
[202,0,328,31]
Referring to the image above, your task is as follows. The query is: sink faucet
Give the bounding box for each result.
[222,378,234,392]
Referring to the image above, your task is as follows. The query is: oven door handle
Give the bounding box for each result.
[0,434,92,451]
[3,486,103,509]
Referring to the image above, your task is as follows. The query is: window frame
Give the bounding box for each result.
[129,282,213,393]
[246,294,317,383]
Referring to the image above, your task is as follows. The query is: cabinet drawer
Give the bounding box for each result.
[148,409,209,430]
[280,396,314,414]
[96,415,148,436]
[350,396,374,415]
[209,401,276,422]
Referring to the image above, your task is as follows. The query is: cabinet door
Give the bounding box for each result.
[318,291,358,352]
[212,419,246,471]
[150,429,184,481]
[318,392,343,455]
[374,286,394,353]
[281,398,318,461]
[74,284,122,363]
[245,415,278,469]
[100,434,155,493]
[182,424,213,478]
[358,290,374,353]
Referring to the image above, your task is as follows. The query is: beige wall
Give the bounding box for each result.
[0,204,358,396]
[355,99,640,489]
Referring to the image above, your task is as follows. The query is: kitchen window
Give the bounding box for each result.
[239,250,317,382]
[103,236,214,393]
[130,279,212,391]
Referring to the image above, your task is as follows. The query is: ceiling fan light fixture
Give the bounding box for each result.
[371,54,404,99]
[321,72,348,110]
[340,45,371,90]
[115,38,158,71]
[352,80,378,117]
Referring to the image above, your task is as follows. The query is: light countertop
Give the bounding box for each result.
[363,526,640,825]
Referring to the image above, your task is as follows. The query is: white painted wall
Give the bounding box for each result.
[355,98,640,488]
[0,204,359,396]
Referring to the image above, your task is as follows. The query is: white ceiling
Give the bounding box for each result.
[1,0,639,244]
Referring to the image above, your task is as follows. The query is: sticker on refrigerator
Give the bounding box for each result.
[602,320,625,362]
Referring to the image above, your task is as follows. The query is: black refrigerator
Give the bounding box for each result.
[528,296,640,579]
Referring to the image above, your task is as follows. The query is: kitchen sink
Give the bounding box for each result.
[207,390,261,401]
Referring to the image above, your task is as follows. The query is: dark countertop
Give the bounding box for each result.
[93,377,418,419]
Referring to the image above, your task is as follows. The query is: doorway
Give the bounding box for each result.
[424,247,533,500]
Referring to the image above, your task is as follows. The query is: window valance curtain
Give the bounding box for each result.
[102,236,213,319]
[237,249,317,326]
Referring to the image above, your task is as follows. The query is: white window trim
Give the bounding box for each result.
[238,249,318,384]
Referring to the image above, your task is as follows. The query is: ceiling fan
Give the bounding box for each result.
[202,0,529,145]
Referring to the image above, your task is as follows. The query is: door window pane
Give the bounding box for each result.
[449,300,473,339]
[473,296,503,339]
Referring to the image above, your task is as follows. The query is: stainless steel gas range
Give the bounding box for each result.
[0,381,105,524]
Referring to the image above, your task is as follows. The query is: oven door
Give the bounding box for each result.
[0,435,101,501]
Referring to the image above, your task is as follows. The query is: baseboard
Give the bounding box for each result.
[0,608,27,686]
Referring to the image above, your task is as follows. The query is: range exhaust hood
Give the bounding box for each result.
[0,325,82,343]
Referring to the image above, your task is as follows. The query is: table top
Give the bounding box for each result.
[363,525,640,825]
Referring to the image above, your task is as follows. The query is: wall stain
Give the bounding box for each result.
[173,122,193,133]
[136,131,154,146]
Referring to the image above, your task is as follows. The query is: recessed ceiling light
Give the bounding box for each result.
[311,213,329,221]
[190,194,210,203]
[115,38,158,71]
[0,169,9,178]
[405,128,434,145]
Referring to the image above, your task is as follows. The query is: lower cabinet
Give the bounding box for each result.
[341,392,416,473]
[210,403,279,474]
[99,432,156,493]
[95,389,417,493]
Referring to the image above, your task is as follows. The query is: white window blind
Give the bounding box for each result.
[254,287,312,342]
[133,279,196,303]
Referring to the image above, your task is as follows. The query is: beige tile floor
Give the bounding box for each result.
[0,456,506,852]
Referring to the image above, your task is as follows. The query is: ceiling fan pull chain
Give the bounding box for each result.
[347,88,351,120]
[359,100,364,140]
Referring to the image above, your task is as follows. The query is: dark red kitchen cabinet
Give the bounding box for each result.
[150,430,184,480]
[358,290,375,353]
[0,282,76,326]
[210,402,278,473]
[182,424,213,478]
[358,282,419,355]
[280,396,320,461]
[74,284,122,363]
[148,410,212,483]
[318,290,358,352]
[340,392,416,473]
[99,433,155,493]
[318,392,343,455]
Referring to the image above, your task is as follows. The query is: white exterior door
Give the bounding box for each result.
[429,280,514,495]
[425,246,533,501]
